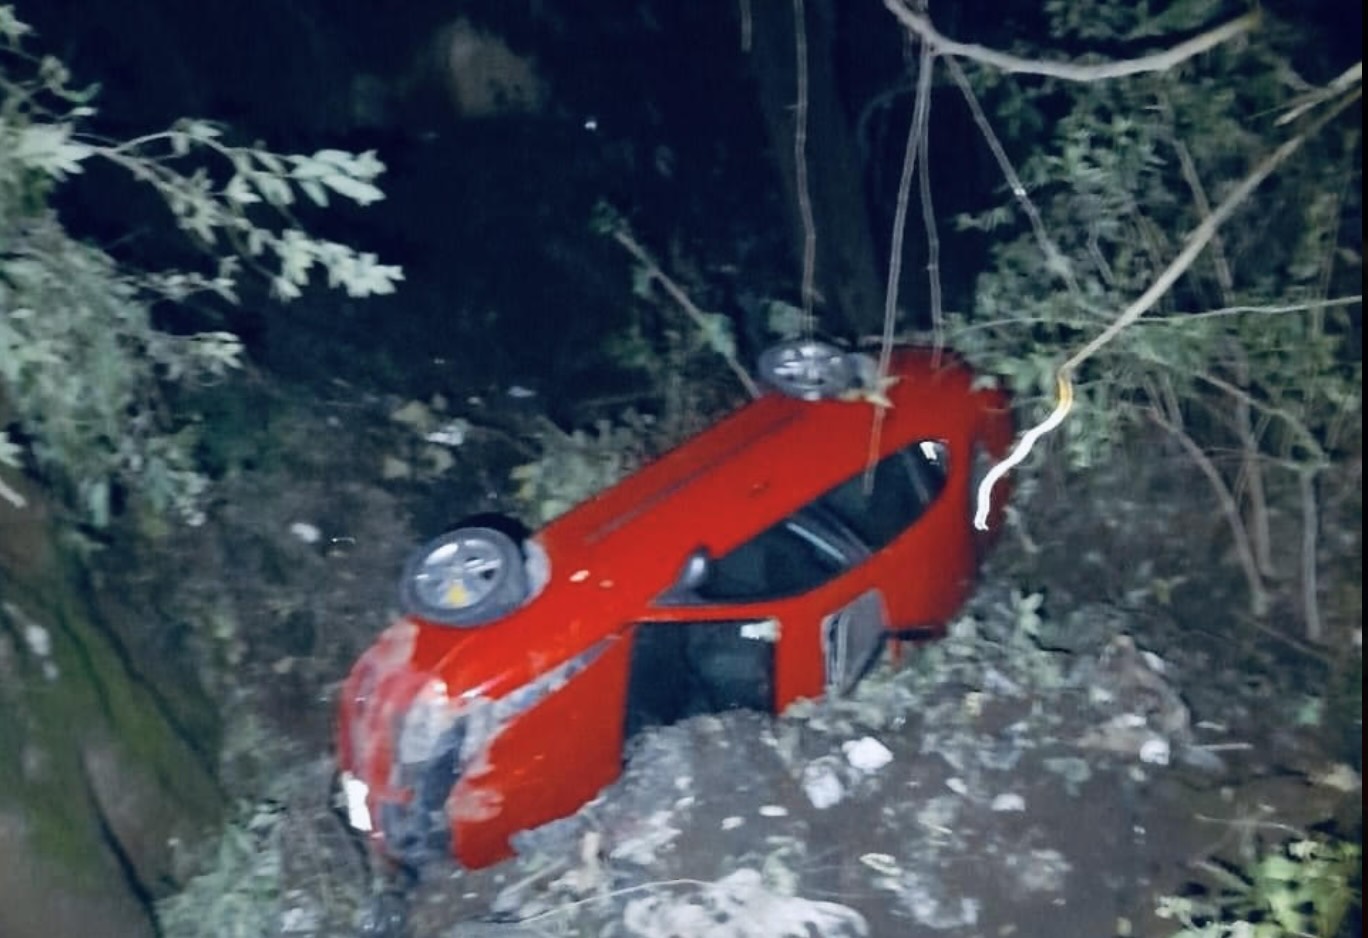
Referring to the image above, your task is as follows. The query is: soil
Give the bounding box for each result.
[157,377,1361,938]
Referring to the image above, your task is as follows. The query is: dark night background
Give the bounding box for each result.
[22,0,1357,416]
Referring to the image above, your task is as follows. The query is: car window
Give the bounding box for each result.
[694,516,848,603]
[817,439,949,550]
[682,440,949,605]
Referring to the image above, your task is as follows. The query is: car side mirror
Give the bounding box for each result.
[678,547,710,590]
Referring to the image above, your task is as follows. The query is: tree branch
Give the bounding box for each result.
[1148,406,1270,619]
[942,55,1081,300]
[610,228,762,399]
[791,0,818,331]
[1061,88,1361,375]
[883,2,1260,82]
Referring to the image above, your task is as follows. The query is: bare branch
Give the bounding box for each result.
[868,38,936,482]
[1299,470,1323,642]
[883,2,1260,82]
[1192,372,1326,465]
[1139,295,1363,322]
[880,39,935,376]
[943,56,1081,300]
[917,93,944,355]
[792,0,818,332]
[610,228,762,399]
[1148,406,1270,619]
[0,473,26,510]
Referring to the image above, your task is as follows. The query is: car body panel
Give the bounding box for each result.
[337,346,1013,871]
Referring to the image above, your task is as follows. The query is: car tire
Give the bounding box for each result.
[399,527,530,626]
[757,339,856,400]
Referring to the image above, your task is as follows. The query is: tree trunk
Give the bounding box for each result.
[744,0,885,337]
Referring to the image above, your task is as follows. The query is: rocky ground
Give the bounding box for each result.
[148,377,1361,938]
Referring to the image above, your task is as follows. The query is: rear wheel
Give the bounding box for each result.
[757,339,857,400]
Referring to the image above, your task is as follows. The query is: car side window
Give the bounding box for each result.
[694,515,849,602]
[817,439,949,551]
[682,440,949,605]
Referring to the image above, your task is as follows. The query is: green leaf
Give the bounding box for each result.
[319,171,384,206]
[12,123,93,176]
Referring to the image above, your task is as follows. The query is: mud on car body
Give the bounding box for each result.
[336,341,1015,871]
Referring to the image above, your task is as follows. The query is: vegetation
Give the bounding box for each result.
[1157,834,1360,938]
[876,0,1362,645]
[0,4,401,527]
[0,6,398,935]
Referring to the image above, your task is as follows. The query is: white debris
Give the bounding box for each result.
[946,777,970,796]
[991,793,1026,812]
[508,385,536,399]
[842,737,893,773]
[758,805,788,818]
[425,418,468,446]
[802,761,845,810]
[722,816,745,830]
[1139,736,1171,765]
[289,522,321,544]
[622,868,868,938]
[1312,763,1361,793]
[280,903,319,933]
[23,622,50,658]
[858,853,901,876]
[609,810,681,866]
[892,872,981,930]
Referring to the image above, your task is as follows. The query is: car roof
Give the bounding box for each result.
[539,347,982,572]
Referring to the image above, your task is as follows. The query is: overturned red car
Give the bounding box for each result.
[336,340,1014,871]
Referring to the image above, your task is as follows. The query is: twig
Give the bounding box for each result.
[0,474,26,510]
[883,2,1260,82]
[1169,129,1235,296]
[943,55,1081,300]
[1192,372,1326,464]
[1169,115,1277,581]
[516,877,728,925]
[879,40,934,372]
[1061,89,1360,376]
[1148,405,1269,618]
[917,87,943,355]
[1139,295,1362,321]
[867,38,936,478]
[1298,468,1323,643]
[610,228,761,398]
[791,0,818,332]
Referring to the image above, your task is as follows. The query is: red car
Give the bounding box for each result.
[336,340,1014,871]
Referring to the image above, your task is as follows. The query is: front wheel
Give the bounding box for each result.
[399,527,530,626]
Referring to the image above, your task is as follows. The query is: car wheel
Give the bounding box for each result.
[757,339,856,400]
[399,527,530,626]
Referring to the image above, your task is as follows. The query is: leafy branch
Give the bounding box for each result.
[0,5,402,526]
